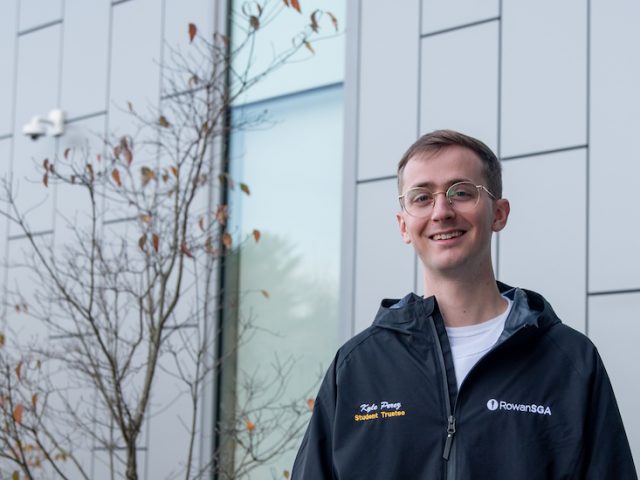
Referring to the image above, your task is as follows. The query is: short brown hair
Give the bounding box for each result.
[397,129,502,198]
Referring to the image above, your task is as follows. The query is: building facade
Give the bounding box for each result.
[0,0,638,478]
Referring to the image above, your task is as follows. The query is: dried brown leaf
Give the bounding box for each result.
[310,10,319,32]
[31,393,38,410]
[198,217,205,231]
[64,147,72,159]
[215,204,228,225]
[188,23,197,42]
[138,234,147,251]
[0,333,5,347]
[250,15,260,29]
[291,0,301,13]
[260,289,270,299]
[15,361,22,380]
[152,234,159,252]
[307,398,315,411]
[141,167,156,186]
[240,182,250,195]
[13,404,24,424]
[123,147,133,166]
[43,158,49,170]
[188,74,199,87]
[327,11,338,31]
[245,419,255,432]
[159,115,170,128]
[111,168,122,187]
[222,233,232,249]
[181,242,194,258]
[252,229,261,242]
[304,40,315,54]
[283,471,290,479]
[140,214,152,225]
[282,0,289,6]
[170,166,178,177]
[43,173,48,188]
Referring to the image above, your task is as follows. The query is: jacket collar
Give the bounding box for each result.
[372,282,561,335]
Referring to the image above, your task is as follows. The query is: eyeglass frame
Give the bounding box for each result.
[398,181,497,217]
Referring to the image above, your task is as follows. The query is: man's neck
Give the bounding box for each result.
[423,267,507,328]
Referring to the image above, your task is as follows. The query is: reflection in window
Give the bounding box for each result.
[223,84,343,477]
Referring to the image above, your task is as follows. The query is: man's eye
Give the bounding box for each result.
[449,186,476,200]
[411,193,432,204]
[451,190,472,198]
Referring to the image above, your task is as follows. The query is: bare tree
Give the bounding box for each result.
[0,2,338,479]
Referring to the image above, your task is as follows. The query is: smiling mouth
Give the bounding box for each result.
[430,231,464,241]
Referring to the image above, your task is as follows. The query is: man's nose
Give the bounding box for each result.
[430,192,455,221]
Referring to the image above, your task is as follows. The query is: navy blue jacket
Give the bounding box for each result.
[292,285,637,479]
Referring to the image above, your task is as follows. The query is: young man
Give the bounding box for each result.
[292,130,637,479]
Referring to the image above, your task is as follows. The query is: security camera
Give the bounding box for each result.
[22,109,65,140]
[22,116,48,140]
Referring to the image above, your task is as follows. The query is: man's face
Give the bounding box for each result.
[396,146,510,278]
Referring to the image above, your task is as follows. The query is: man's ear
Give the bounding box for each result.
[396,212,412,244]
[492,198,510,232]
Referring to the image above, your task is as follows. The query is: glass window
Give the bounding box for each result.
[225,84,343,476]
[230,0,345,105]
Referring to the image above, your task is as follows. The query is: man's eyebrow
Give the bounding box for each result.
[409,178,472,189]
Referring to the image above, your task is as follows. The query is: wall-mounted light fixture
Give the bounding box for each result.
[22,109,66,141]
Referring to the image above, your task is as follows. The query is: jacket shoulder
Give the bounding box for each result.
[334,325,382,371]
[544,323,601,377]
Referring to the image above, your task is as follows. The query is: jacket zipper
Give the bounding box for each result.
[427,316,457,479]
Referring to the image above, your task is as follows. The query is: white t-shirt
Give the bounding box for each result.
[445,297,513,390]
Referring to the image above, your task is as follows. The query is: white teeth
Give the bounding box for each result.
[432,231,463,240]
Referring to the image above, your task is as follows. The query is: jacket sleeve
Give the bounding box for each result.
[291,357,339,480]
[580,348,638,479]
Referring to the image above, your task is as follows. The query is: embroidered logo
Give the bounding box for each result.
[487,398,552,416]
[354,401,406,422]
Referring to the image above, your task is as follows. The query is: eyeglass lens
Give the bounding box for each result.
[403,182,480,216]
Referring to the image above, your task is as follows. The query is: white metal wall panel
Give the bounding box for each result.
[4,236,51,339]
[499,149,587,333]
[18,0,62,32]
[354,179,415,333]
[108,0,162,137]
[589,0,640,293]
[0,138,11,311]
[421,0,498,34]
[500,0,587,157]
[420,21,499,153]
[0,0,18,137]
[357,0,420,180]
[60,0,110,119]
[589,293,640,468]
[11,25,62,234]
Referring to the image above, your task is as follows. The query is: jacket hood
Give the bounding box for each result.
[371,282,561,336]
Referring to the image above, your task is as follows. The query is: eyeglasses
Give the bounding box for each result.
[398,181,496,217]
